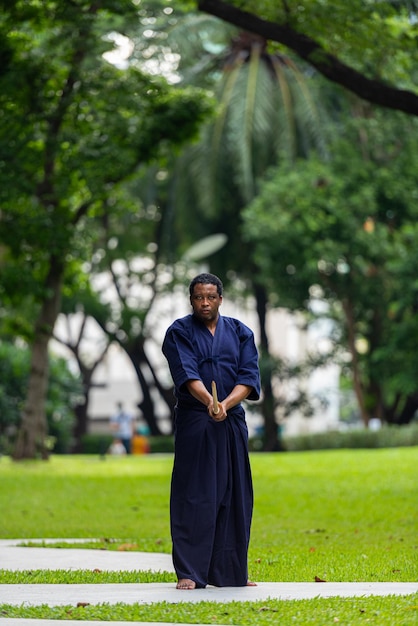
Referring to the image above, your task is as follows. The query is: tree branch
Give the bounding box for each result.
[197,0,418,116]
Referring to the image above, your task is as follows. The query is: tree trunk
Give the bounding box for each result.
[341,298,370,426]
[394,392,418,425]
[71,361,96,452]
[93,318,175,436]
[13,259,63,460]
[125,337,166,436]
[53,314,112,452]
[72,399,89,453]
[253,282,283,451]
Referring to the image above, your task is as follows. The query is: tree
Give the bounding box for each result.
[157,13,329,449]
[77,194,180,438]
[0,0,213,459]
[196,0,418,116]
[53,306,112,452]
[243,107,418,426]
[0,341,81,455]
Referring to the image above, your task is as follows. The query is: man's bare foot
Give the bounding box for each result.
[176,578,196,590]
[247,580,257,586]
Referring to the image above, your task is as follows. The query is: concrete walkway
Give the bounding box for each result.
[0,540,174,574]
[1,580,417,606]
[0,539,416,625]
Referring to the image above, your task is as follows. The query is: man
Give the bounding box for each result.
[110,402,135,454]
[162,273,260,590]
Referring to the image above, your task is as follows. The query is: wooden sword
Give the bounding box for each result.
[211,380,220,414]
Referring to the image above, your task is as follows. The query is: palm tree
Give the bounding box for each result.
[139,10,329,449]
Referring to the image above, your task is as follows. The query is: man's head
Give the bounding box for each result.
[189,273,223,297]
[189,273,223,326]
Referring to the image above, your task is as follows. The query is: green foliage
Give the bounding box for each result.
[0,0,214,317]
[171,31,327,260]
[79,435,174,455]
[0,343,27,432]
[125,4,329,270]
[80,433,114,455]
[203,0,418,94]
[0,342,81,453]
[148,435,175,453]
[243,110,418,423]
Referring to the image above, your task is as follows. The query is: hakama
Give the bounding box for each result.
[162,314,260,588]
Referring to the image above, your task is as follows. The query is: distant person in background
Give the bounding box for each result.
[132,423,151,455]
[110,402,135,454]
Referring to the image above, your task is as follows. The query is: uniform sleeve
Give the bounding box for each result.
[236,324,261,401]
[162,321,201,391]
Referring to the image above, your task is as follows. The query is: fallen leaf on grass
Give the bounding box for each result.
[314,575,326,582]
[117,543,138,551]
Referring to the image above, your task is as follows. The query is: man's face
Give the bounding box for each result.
[190,283,222,324]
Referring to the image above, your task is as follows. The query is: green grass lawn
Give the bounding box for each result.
[0,447,417,624]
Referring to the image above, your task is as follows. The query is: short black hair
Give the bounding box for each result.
[189,273,223,297]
